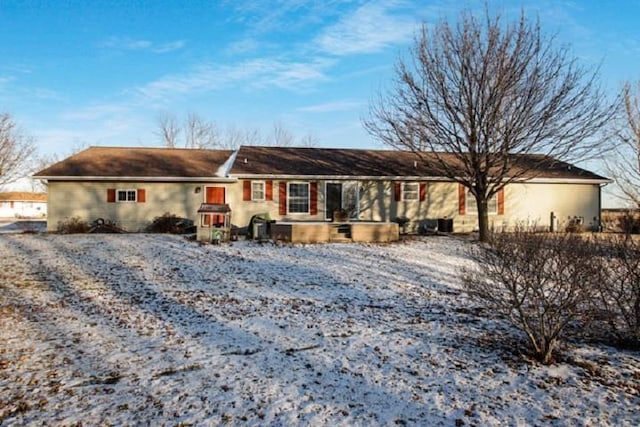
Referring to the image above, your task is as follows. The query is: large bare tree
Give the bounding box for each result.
[0,113,35,188]
[607,81,640,208]
[364,8,615,241]
[156,112,181,148]
[155,112,220,149]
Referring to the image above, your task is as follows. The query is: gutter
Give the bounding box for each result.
[33,176,239,183]
[229,174,612,185]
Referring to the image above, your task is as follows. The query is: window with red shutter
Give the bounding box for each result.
[243,180,251,201]
[419,183,427,201]
[458,184,466,215]
[265,180,273,201]
[310,182,318,215]
[279,182,287,215]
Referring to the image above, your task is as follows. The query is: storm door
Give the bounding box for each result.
[325,183,343,220]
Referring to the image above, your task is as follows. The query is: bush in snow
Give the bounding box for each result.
[147,212,194,234]
[462,227,598,364]
[590,235,640,348]
[56,216,90,234]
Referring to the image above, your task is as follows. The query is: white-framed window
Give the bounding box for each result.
[252,181,265,201]
[402,182,420,200]
[117,189,137,202]
[288,182,309,214]
[466,190,497,215]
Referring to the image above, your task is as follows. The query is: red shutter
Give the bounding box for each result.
[497,188,505,215]
[265,180,273,201]
[458,184,466,215]
[310,182,318,215]
[279,182,287,215]
[137,189,146,203]
[394,182,402,201]
[419,183,427,202]
[243,180,251,201]
[107,188,116,203]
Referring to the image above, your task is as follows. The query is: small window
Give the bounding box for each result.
[466,190,497,215]
[252,181,265,201]
[288,183,309,214]
[402,183,419,201]
[117,189,137,202]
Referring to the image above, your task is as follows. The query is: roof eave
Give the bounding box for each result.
[33,175,239,183]
[519,177,613,184]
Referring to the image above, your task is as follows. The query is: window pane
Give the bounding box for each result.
[288,183,309,213]
[117,191,127,201]
[466,190,497,214]
[403,183,419,200]
[127,191,136,201]
[252,182,264,200]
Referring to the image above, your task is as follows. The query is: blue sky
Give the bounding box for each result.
[2,0,640,166]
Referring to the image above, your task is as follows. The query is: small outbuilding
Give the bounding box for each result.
[197,203,231,243]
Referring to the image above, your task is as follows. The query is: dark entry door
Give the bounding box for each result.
[325,183,342,220]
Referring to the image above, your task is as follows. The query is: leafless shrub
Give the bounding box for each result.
[56,216,90,234]
[462,228,598,364]
[147,212,194,234]
[591,235,640,347]
[617,211,640,234]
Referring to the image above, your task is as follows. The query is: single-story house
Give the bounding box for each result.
[0,192,47,219]
[34,145,610,241]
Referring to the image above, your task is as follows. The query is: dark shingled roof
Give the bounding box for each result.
[230,146,609,181]
[33,145,609,182]
[34,146,233,178]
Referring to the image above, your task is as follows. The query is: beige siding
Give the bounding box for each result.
[498,182,601,232]
[47,181,223,232]
[357,181,458,232]
[48,179,602,235]
[356,180,601,233]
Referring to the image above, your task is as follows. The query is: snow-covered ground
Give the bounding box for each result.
[1,234,638,426]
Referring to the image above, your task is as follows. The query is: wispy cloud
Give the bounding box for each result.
[297,100,363,113]
[134,57,334,102]
[314,0,416,56]
[102,37,186,54]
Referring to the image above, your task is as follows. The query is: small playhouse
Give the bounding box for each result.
[197,203,232,243]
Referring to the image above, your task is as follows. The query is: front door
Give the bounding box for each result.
[325,183,342,220]
[205,186,225,226]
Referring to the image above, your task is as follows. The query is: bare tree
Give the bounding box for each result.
[607,81,640,208]
[364,8,615,242]
[298,132,319,147]
[154,113,319,150]
[184,112,219,149]
[270,121,295,146]
[156,112,181,148]
[0,113,36,188]
[155,112,219,149]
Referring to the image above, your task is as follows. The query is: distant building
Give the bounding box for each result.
[0,192,47,218]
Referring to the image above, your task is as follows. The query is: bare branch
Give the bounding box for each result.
[606,81,640,208]
[156,112,181,148]
[0,113,36,188]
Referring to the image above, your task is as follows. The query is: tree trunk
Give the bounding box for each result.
[477,197,490,243]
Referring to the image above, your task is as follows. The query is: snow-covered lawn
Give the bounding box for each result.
[1,234,638,426]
